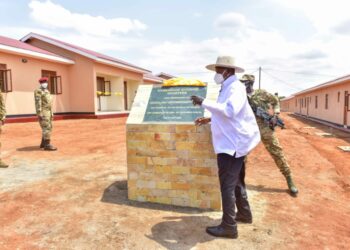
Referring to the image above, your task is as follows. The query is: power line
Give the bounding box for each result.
[246,69,258,75]
[263,68,337,78]
[261,69,303,91]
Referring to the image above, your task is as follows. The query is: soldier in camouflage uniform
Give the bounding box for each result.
[34,77,57,151]
[0,89,9,168]
[240,74,298,196]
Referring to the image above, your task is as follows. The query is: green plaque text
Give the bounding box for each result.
[143,86,207,122]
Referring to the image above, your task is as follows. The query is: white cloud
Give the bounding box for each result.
[293,50,328,60]
[139,11,349,96]
[214,12,250,33]
[140,39,219,74]
[29,0,147,36]
[269,0,350,35]
[4,1,350,96]
[0,25,149,54]
[332,20,350,35]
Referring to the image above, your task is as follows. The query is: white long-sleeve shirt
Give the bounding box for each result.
[202,75,261,157]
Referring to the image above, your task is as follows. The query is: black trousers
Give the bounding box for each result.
[217,153,252,229]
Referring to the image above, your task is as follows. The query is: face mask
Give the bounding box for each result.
[214,70,226,85]
[245,82,254,94]
[41,83,48,89]
[214,73,224,85]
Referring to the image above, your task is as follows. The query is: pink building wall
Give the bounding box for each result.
[94,62,143,81]
[27,39,96,113]
[27,38,149,113]
[93,62,144,111]
[0,51,71,116]
[2,35,160,118]
[280,96,296,113]
[67,54,95,113]
[281,81,350,127]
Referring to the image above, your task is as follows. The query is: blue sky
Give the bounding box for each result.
[1,0,350,96]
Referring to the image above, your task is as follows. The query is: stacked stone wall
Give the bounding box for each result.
[127,124,221,210]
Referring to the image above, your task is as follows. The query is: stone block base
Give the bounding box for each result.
[127,124,221,210]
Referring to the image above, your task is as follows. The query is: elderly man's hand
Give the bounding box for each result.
[191,95,204,106]
[194,117,211,126]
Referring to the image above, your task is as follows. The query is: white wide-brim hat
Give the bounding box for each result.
[206,56,244,73]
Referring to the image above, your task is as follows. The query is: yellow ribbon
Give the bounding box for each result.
[162,77,207,87]
[97,91,123,96]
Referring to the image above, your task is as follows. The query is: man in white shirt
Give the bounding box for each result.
[191,56,261,239]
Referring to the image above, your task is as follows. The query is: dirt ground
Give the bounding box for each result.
[0,113,349,250]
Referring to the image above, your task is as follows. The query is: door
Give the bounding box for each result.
[0,67,5,92]
[97,77,105,111]
[306,97,309,116]
[344,91,350,127]
[123,81,128,110]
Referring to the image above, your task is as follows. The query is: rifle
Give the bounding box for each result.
[276,116,285,129]
[256,107,285,130]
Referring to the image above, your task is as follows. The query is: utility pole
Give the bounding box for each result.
[258,66,261,89]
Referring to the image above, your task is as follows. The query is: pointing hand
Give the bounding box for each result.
[191,95,204,106]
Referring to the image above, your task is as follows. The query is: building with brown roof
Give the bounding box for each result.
[0,33,161,122]
[280,75,350,129]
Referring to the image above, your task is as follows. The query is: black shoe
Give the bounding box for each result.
[235,214,253,224]
[206,225,238,239]
[44,139,57,151]
[286,176,298,197]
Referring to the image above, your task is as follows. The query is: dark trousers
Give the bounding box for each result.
[217,153,252,229]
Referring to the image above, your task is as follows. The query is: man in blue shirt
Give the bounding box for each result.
[191,56,260,239]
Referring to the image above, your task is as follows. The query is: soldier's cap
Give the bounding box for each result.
[240,74,255,82]
[38,77,48,83]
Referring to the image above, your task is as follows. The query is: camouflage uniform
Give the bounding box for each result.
[248,89,292,176]
[0,89,8,168]
[34,86,56,151]
[34,87,53,140]
[248,89,297,195]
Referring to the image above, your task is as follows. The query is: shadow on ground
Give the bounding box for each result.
[101,180,210,214]
[102,181,221,249]
[17,146,42,152]
[146,216,219,250]
[247,184,288,194]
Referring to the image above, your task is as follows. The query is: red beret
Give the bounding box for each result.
[39,77,48,83]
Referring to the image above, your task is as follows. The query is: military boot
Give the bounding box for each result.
[286,176,298,196]
[44,139,57,151]
[40,138,45,149]
[0,160,9,168]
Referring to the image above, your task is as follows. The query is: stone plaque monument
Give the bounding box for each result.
[143,86,207,122]
[126,84,221,210]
